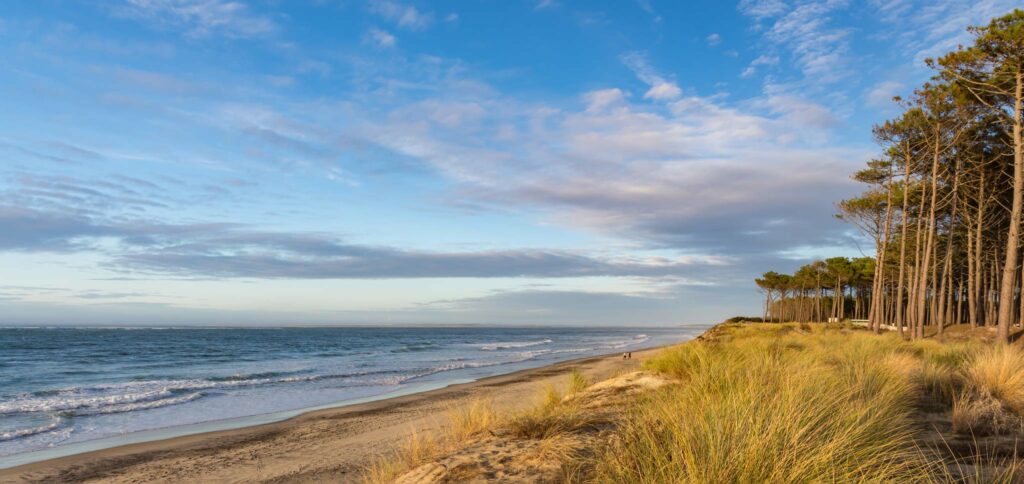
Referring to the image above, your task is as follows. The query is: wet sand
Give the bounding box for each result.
[0,347,664,483]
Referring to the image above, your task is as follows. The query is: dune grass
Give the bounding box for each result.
[364,428,442,484]
[363,368,595,483]
[952,345,1024,436]
[363,398,498,484]
[962,345,1024,412]
[589,324,933,483]
[367,324,1024,483]
[579,323,1024,483]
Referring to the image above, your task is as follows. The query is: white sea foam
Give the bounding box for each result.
[0,368,415,416]
[476,339,552,351]
[601,335,650,349]
[0,388,178,415]
[0,418,63,442]
[74,392,205,416]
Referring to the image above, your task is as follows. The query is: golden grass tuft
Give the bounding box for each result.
[507,401,608,440]
[950,392,1019,436]
[962,345,1024,413]
[642,341,708,379]
[363,369,598,483]
[363,429,440,484]
[948,344,1024,436]
[446,398,498,442]
[568,368,589,395]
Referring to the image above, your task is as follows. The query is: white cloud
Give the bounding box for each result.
[118,0,276,38]
[445,13,459,22]
[320,70,858,257]
[706,33,722,46]
[534,0,557,10]
[752,54,780,66]
[583,88,627,113]
[621,52,682,102]
[756,94,838,128]
[741,0,852,83]
[738,0,788,21]
[741,54,780,78]
[869,0,1021,66]
[366,27,396,48]
[644,82,682,101]
[368,0,433,30]
[866,80,904,107]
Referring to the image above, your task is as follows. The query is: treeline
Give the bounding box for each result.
[755,257,875,323]
[757,11,1024,342]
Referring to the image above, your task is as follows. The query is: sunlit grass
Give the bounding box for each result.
[363,370,597,483]
[962,345,1024,412]
[367,324,1024,483]
[594,325,932,482]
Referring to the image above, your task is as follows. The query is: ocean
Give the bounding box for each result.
[0,325,705,461]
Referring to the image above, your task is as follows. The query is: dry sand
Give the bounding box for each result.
[0,347,666,483]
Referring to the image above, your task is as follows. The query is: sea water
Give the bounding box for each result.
[0,325,705,460]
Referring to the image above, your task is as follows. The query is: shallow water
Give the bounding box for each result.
[0,325,704,457]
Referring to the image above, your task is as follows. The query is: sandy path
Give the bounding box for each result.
[0,347,664,483]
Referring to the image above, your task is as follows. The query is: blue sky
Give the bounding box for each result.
[0,0,1016,326]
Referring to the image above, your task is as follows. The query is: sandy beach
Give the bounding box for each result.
[0,346,664,483]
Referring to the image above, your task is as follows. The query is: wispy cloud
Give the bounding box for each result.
[868,0,1021,65]
[741,54,779,78]
[534,0,558,11]
[0,204,722,280]
[740,0,852,83]
[324,62,857,260]
[738,0,788,21]
[368,0,433,30]
[866,80,904,107]
[620,52,682,101]
[366,27,397,48]
[116,0,277,38]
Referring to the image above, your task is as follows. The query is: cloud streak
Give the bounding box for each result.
[0,205,722,280]
[117,0,277,38]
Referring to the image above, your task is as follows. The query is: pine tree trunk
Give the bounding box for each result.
[937,164,960,334]
[915,132,942,339]
[973,170,987,327]
[997,73,1023,342]
[872,168,895,332]
[895,156,912,338]
[909,181,927,337]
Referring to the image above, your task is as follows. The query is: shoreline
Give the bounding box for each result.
[0,341,683,482]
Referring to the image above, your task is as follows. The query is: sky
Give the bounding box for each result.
[0,0,1017,326]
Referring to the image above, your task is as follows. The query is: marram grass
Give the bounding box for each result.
[368,324,1024,483]
[593,324,933,483]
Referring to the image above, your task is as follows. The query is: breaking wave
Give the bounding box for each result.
[476,339,552,351]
